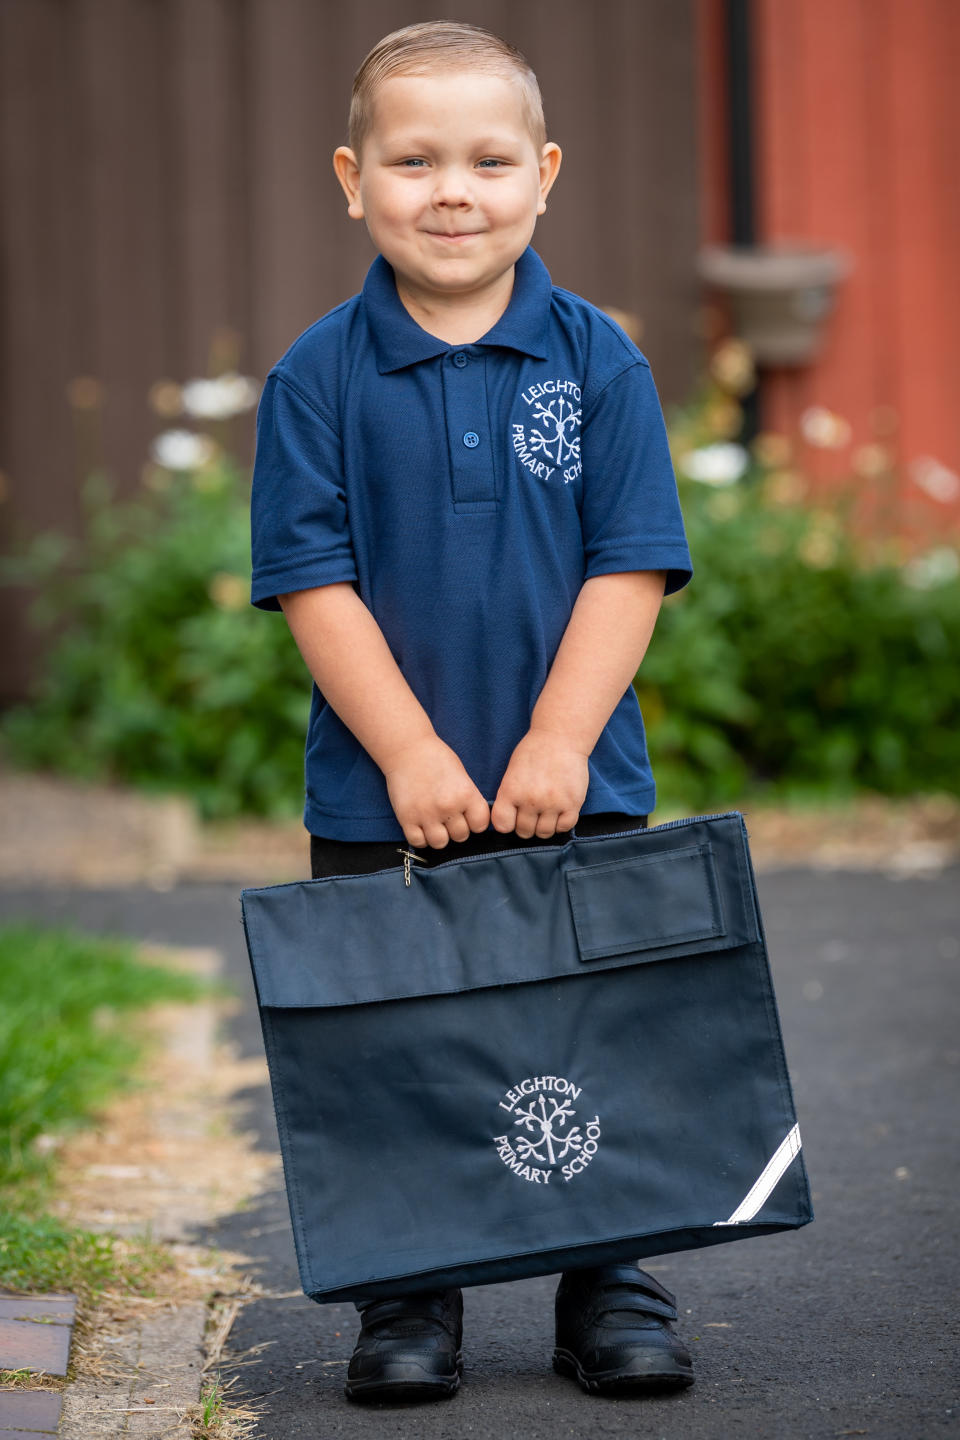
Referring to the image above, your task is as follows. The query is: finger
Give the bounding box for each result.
[555,808,580,834]
[445,813,471,844]
[423,822,451,849]
[535,812,559,839]
[514,807,539,840]
[491,798,518,834]
[404,823,427,849]
[466,795,492,833]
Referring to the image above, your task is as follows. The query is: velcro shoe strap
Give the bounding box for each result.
[591,1265,678,1310]
[359,1296,450,1329]
[588,1286,679,1324]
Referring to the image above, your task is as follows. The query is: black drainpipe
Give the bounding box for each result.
[726,0,761,438]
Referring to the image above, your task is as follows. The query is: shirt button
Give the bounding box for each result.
[452,351,469,368]
[463,431,480,448]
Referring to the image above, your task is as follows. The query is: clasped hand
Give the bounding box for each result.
[383,730,589,850]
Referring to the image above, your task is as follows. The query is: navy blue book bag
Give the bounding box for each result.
[241,812,812,1304]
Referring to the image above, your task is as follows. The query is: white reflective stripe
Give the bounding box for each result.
[713,1124,802,1226]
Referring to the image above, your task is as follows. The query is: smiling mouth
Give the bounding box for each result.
[427,231,482,240]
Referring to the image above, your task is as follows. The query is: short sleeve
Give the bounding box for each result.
[249,373,358,611]
[579,362,692,595]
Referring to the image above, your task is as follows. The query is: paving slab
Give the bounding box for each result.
[0,1318,72,1379]
[0,1388,62,1433]
[1,1431,63,1439]
[0,1298,76,1327]
[58,1301,207,1440]
[0,1295,76,1382]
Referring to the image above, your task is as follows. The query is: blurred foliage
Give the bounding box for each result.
[644,475,960,810]
[2,363,959,818]
[1,464,309,818]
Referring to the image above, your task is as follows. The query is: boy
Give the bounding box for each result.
[251,21,694,1404]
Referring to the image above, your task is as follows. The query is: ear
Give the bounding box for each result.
[333,146,364,220]
[537,143,562,215]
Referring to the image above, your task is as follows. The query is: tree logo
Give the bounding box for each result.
[493,1074,602,1185]
[512,378,583,486]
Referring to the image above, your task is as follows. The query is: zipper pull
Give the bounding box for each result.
[397,848,426,887]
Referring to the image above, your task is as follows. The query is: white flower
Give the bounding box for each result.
[181,372,260,421]
[910,455,960,505]
[679,442,749,486]
[902,546,960,590]
[800,406,852,449]
[150,429,217,471]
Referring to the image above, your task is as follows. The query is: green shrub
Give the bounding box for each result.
[2,465,309,818]
[644,475,960,809]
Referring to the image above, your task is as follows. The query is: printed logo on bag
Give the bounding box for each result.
[493,1075,601,1185]
[512,379,582,485]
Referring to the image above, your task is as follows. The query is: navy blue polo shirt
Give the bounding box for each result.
[251,246,692,841]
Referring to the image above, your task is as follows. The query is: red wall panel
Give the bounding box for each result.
[699,0,960,524]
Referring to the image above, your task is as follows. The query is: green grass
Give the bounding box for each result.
[0,923,213,1188]
[199,1375,227,1427]
[0,1206,172,1297]
[0,922,216,1295]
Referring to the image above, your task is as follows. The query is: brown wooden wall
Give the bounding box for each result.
[0,0,701,704]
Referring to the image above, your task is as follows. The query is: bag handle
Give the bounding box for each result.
[570,815,649,841]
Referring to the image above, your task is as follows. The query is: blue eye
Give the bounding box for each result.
[401,158,427,168]
[477,159,506,169]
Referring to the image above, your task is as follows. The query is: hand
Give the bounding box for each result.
[383,736,490,849]
[491,729,590,840]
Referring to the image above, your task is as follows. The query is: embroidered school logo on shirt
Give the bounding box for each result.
[512,379,582,485]
[493,1074,602,1185]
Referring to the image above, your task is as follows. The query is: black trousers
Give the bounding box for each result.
[309,812,648,1309]
[310,811,648,880]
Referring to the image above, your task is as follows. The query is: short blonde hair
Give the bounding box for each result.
[348,21,547,159]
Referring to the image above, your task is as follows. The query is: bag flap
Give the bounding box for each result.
[241,813,761,1009]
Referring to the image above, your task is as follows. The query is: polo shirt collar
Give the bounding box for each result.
[362,246,552,373]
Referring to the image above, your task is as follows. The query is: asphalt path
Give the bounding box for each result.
[2,866,957,1440]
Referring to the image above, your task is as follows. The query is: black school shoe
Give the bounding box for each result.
[344,1288,463,1403]
[553,1263,695,1395]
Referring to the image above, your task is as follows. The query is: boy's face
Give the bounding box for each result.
[333,71,561,309]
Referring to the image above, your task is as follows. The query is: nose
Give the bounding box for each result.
[431,165,474,208]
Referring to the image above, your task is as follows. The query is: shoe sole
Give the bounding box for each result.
[553,1347,694,1395]
[344,1354,463,1404]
